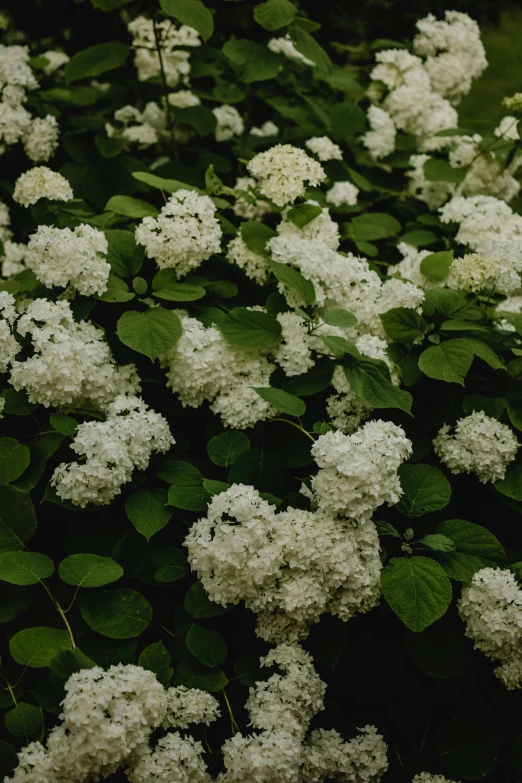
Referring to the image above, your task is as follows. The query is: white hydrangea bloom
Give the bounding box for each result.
[449,134,521,203]
[0,291,19,372]
[212,104,245,142]
[407,153,455,209]
[136,190,221,276]
[164,686,220,729]
[459,567,522,689]
[434,411,518,484]
[0,101,32,148]
[305,136,343,162]
[275,312,315,376]
[128,16,200,86]
[26,224,110,295]
[326,181,359,207]
[250,120,279,137]
[495,115,519,142]
[233,176,273,221]
[41,50,69,75]
[495,295,522,331]
[0,199,10,242]
[311,421,412,519]
[226,235,270,284]
[129,733,212,783]
[23,115,59,162]
[247,144,326,207]
[0,44,38,92]
[384,85,458,152]
[412,774,458,783]
[449,252,521,295]
[268,34,314,66]
[372,49,431,91]
[168,89,201,107]
[277,202,340,250]
[10,299,139,410]
[302,726,389,783]
[362,106,396,160]
[387,242,432,288]
[107,102,168,148]
[52,394,174,506]
[1,241,27,278]
[13,166,73,207]
[220,729,303,783]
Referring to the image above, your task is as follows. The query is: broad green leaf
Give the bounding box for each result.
[49,414,77,437]
[105,196,159,218]
[468,338,505,370]
[105,229,145,277]
[289,23,331,70]
[375,521,402,539]
[10,627,72,667]
[65,42,130,84]
[437,718,501,780]
[202,479,230,496]
[228,448,285,495]
[423,158,466,183]
[379,307,428,344]
[207,431,250,467]
[381,556,452,632]
[49,648,96,682]
[5,703,43,738]
[80,589,153,638]
[319,336,360,359]
[138,641,173,683]
[160,0,214,41]
[322,308,357,329]
[0,485,37,553]
[397,464,451,517]
[0,584,29,624]
[240,221,276,257]
[349,212,401,241]
[495,463,522,501]
[253,387,306,416]
[125,488,173,541]
[254,0,297,30]
[508,400,522,431]
[168,484,210,512]
[268,260,316,306]
[421,534,455,552]
[423,288,467,317]
[286,203,322,228]
[218,307,282,351]
[157,460,203,485]
[97,274,135,303]
[330,100,366,138]
[152,270,205,301]
[186,623,227,666]
[174,659,228,692]
[0,439,30,483]
[284,361,334,396]
[132,171,199,192]
[117,308,182,360]
[437,519,506,582]
[419,250,453,282]
[174,106,217,136]
[344,359,412,414]
[0,552,54,585]
[59,554,123,588]
[418,339,474,385]
[400,230,437,247]
[223,40,281,83]
[185,581,228,618]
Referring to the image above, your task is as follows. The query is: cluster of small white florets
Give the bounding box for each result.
[9,299,139,409]
[26,224,110,295]
[448,252,521,295]
[168,89,201,108]
[250,120,279,138]
[326,181,359,207]
[412,775,457,783]
[267,34,314,66]
[128,15,200,86]
[387,242,432,288]
[311,421,412,520]
[212,104,245,142]
[302,726,389,783]
[407,153,456,209]
[458,567,522,689]
[106,102,168,148]
[226,234,270,284]
[0,291,18,372]
[185,483,382,643]
[233,176,273,221]
[434,411,519,484]
[136,190,222,276]
[275,311,315,377]
[13,166,73,208]
[247,144,326,207]
[362,105,396,160]
[440,195,522,294]
[448,128,522,203]
[7,664,219,783]
[162,313,275,429]
[51,394,173,506]
[40,50,69,75]
[1,240,26,278]
[305,136,343,162]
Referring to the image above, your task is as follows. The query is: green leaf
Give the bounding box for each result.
[152,271,206,301]
[125,488,173,541]
[185,581,228,618]
[0,552,54,585]
[254,0,297,30]
[495,463,522,501]
[59,554,123,588]
[344,359,412,414]
[0,584,29,624]
[168,484,210,512]
[104,230,144,277]
[97,274,135,303]
[418,339,474,385]
[253,387,305,416]
[268,260,315,306]
[160,0,214,41]
[65,42,130,84]
[381,556,452,632]
[419,250,453,282]
[48,648,96,682]
[223,39,281,82]
[379,307,428,344]
[322,309,357,329]
[132,171,200,192]
[0,439,30,483]
[5,704,43,738]
[207,431,250,467]
[80,589,153,638]
[117,308,182,360]
[421,534,456,552]
[286,203,322,228]
[138,641,173,683]
[423,158,466,183]
[10,627,72,667]
[349,213,401,241]
[397,464,451,517]
[0,485,37,553]
[174,659,228,692]
[174,106,217,136]
[400,230,437,247]
[240,222,276,257]
[437,718,501,780]
[289,23,331,71]
[330,100,366,138]
[423,288,467,317]
[157,460,203,485]
[375,520,402,539]
[436,519,506,582]
[468,338,505,370]
[105,196,159,218]
[49,413,78,437]
[218,307,282,351]
[202,479,230,496]
[319,336,360,359]
[186,624,227,666]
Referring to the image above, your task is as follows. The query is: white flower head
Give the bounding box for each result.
[247,144,326,207]
[13,166,73,207]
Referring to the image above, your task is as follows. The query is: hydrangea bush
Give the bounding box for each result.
[0,1,521,781]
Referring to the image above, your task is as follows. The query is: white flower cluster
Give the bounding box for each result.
[0,199,10,242]
[128,15,200,86]
[412,775,457,783]
[302,726,389,782]
[268,34,314,66]
[51,394,174,506]
[448,129,521,203]
[136,190,222,276]
[212,104,245,142]
[326,180,359,207]
[185,483,382,643]
[1,241,27,278]
[311,421,412,520]
[168,89,201,108]
[305,136,343,162]
[10,299,139,409]
[233,176,273,221]
[387,242,432,288]
[226,235,270,284]
[250,120,279,137]
[407,153,456,209]
[247,144,326,207]
[13,166,73,208]
[164,685,220,729]
[7,664,219,783]
[40,50,69,75]
[459,567,522,689]
[275,311,315,377]
[106,102,168,148]
[26,224,110,295]
[496,294,522,331]
[0,291,18,372]
[449,252,521,295]
[162,313,275,429]
[434,411,519,484]
[362,105,396,160]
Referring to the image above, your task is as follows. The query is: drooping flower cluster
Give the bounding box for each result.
[127,15,200,86]
[185,483,382,643]
[433,411,519,483]
[51,394,174,506]
[13,166,73,208]
[247,144,326,206]
[26,224,110,295]
[135,190,222,276]
[459,567,522,689]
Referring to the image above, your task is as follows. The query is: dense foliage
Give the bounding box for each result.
[0,1,522,782]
